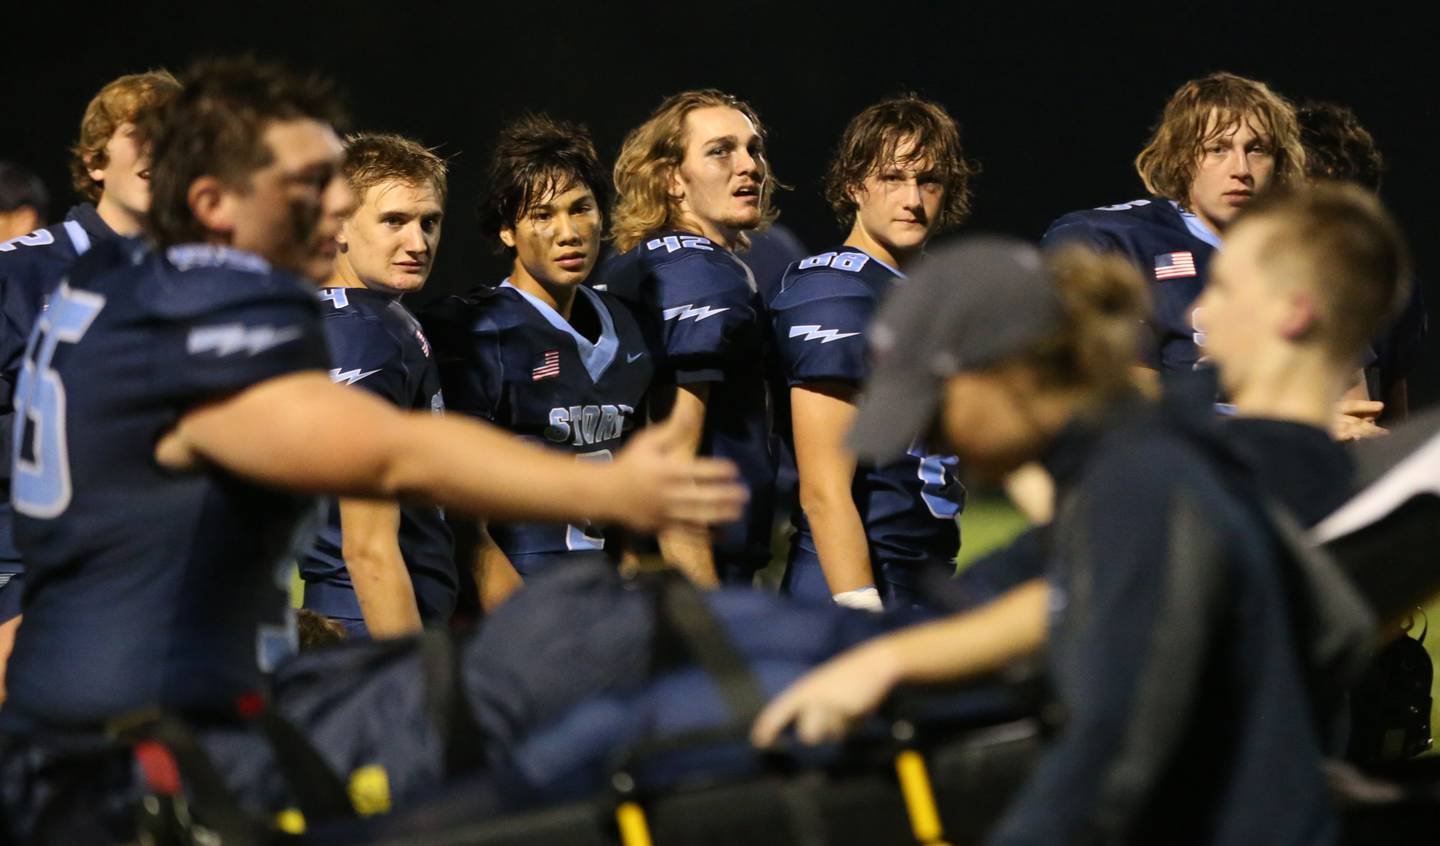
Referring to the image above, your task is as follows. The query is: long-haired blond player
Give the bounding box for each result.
[601,90,780,587]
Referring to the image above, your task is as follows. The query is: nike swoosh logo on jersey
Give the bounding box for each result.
[627,352,645,363]
[329,367,382,385]
[187,324,305,357]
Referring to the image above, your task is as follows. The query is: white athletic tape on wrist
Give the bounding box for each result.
[833,586,884,613]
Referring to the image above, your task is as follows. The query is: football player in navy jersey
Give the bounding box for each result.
[0,69,180,701]
[0,59,743,840]
[769,96,976,611]
[1298,101,1426,427]
[425,115,655,606]
[604,90,779,587]
[1042,73,1305,375]
[299,133,455,638]
[0,162,48,241]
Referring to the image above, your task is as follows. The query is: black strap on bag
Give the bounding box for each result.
[653,571,769,721]
[418,629,489,777]
[250,706,357,824]
[608,571,772,774]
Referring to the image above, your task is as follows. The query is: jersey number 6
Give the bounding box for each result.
[12,284,107,518]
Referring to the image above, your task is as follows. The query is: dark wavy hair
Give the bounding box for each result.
[478,113,608,253]
[1297,102,1384,193]
[824,95,978,232]
[143,57,347,248]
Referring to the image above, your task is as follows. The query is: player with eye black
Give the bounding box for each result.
[423,115,654,609]
[768,95,975,610]
[602,90,779,588]
[0,69,180,701]
[1042,72,1305,376]
[298,133,455,638]
[0,58,744,843]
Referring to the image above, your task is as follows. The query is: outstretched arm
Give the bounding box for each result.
[156,371,746,532]
[751,578,1049,746]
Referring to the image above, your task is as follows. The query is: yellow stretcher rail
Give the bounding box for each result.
[896,749,952,846]
[616,800,655,846]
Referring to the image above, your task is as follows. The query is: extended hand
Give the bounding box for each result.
[750,642,899,747]
[1332,399,1388,442]
[609,425,748,533]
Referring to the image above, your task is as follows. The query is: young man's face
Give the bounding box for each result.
[1193,218,1297,395]
[228,118,350,279]
[671,106,766,244]
[89,122,152,218]
[337,179,443,295]
[850,136,944,259]
[502,181,602,290]
[1186,111,1276,234]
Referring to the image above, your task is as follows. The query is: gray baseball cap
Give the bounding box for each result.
[847,235,1066,462]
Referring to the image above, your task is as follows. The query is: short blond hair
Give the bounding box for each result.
[343,132,448,208]
[1134,73,1305,206]
[69,69,182,202]
[611,89,779,252]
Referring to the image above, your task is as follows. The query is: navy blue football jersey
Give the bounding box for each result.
[769,246,964,565]
[2,242,330,732]
[1043,198,1219,373]
[299,287,455,629]
[0,204,121,577]
[600,232,777,571]
[423,281,654,562]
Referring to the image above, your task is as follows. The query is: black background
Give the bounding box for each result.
[5,1,1437,404]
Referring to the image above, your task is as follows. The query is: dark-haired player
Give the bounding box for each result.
[0,58,743,842]
[1298,101,1426,424]
[424,115,653,607]
[602,90,778,587]
[298,133,455,638]
[768,96,974,610]
[0,69,180,701]
[1043,72,1305,375]
[0,161,49,241]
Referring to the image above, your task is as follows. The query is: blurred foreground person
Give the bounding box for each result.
[0,69,181,703]
[754,236,1370,845]
[0,57,743,844]
[1201,183,1409,525]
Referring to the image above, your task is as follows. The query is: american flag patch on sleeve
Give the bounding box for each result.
[1154,251,1197,279]
[532,349,561,380]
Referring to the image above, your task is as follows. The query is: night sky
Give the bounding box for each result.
[6,1,1437,401]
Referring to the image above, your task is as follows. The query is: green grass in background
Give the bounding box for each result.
[955,492,1031,572]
